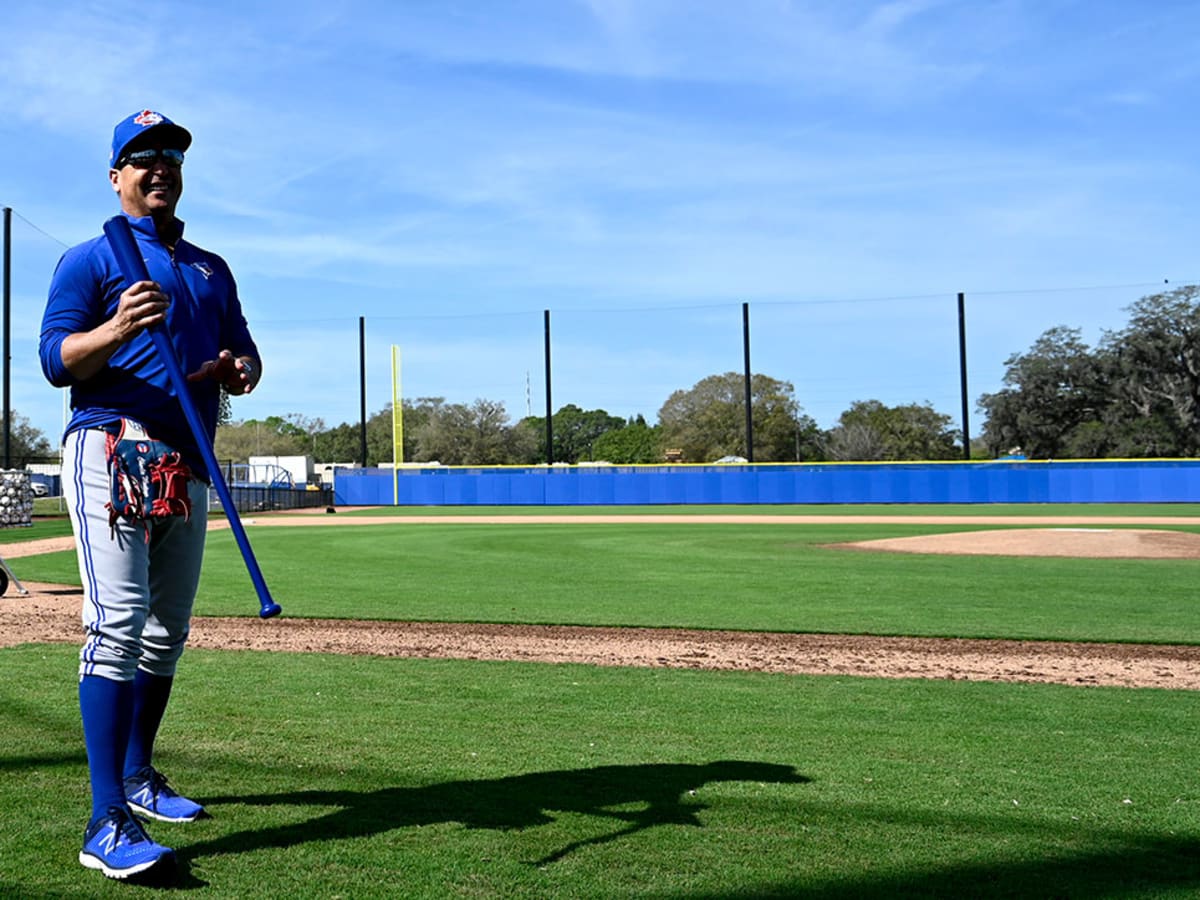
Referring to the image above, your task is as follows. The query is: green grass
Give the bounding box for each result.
[2,644,1197,898]
[0,515,73,542]
[6,506,1199,896]
[322,502,1200,517]
[16,520,1200,644]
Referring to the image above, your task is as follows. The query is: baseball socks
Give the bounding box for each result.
[123,669,173,777]
[77,678,175,876]
[79,674,135,820]
[122,670,206,822]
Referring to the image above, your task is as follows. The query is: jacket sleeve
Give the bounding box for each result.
[40,244,108,387]
[216,257,260,363]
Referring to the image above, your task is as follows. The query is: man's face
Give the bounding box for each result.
[109,143,184,219]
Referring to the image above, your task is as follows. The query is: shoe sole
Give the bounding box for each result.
[127,801,204,823]
[79,847,175,879]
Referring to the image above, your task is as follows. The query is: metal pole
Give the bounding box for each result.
[544,309,553,464]
[3,207,11,468]
[742,302,753,463]
[957,292,970,460]
[359,316,368,467]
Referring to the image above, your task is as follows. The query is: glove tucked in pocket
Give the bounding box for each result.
[104,418,193,533]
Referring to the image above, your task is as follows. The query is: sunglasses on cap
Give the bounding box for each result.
[117,148,185,169]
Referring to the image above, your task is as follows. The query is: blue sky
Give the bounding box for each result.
[2,0,1197,450]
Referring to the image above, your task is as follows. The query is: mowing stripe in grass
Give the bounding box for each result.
[2,644,1197,898]
[12,520,1200,644]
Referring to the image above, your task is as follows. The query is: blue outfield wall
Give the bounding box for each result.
[332,459,1200,506]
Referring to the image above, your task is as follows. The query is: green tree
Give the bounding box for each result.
[406,397,528,465]
[397,397,440,463]
[558,405,625,463]
[523,405,626,464]
[317,421,368,465]
[365,404,399,466]
[977,290,1200,459]
[306,405,400,467]
[214,417,307,463]
[1100,285,1200,456]
[825,400,960,461]
[281,414,326,458]
[658,372,818,463]
[1,411,53,466]
[977,326,1107,458]
[592,415,662,463]
[307,399,466,467]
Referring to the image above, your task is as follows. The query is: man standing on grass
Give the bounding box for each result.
[39,109,261,882]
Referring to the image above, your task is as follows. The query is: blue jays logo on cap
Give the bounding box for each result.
[133,110,164,127]
[111,109,192,167]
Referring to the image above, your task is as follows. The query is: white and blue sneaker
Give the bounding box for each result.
[79,805,174,879]
[125,766,206,823]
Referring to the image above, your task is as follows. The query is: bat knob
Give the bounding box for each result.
[259,602,283,619]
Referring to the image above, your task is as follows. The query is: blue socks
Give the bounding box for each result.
[79,670,175,822]
[79,675,134,821]
[124,670,174,778]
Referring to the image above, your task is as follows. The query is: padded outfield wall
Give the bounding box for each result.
[332,459,1200,506]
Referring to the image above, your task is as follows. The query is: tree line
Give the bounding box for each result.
[207,375,967,468]
[10,285,1199,467]
[979,286,1200,459]
[200,285,1200,466]
[0,411,53,468]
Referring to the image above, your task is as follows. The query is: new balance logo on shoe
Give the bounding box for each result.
[79,805,174,880]
[96,824,119,856]
[124,766,207,823]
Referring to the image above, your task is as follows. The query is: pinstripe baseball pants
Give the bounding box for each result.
[63,427,209,682]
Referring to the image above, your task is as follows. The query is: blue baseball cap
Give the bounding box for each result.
[110,110,192,167]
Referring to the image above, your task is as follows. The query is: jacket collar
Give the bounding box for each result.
[122,211,186,244]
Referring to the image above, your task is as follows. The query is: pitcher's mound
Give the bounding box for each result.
[838,528,1200,559]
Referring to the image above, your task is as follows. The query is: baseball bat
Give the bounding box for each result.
[102,215,282,619]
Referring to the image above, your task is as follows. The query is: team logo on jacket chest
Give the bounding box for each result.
[191,262,213,279]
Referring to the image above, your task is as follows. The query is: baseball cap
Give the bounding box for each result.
[110,110,192,167]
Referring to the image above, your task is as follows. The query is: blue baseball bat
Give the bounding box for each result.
[103,215,282,619]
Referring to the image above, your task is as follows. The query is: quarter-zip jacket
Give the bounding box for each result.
[40,212,258,481]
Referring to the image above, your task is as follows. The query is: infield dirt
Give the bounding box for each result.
[3,512,1197,690]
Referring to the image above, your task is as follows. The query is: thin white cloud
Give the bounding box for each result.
[3,0,1198,446]
[863,0,948,34]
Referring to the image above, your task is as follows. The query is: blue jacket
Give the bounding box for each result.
[40,213,259,481]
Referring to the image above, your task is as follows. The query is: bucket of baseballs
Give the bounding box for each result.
[0,470,35,528]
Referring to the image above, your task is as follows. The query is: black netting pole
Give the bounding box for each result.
[958,292,970,460]
[544,309,553,464]
[359,316,368,467]
[743,302,753,463]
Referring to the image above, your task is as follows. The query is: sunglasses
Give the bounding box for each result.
[118,148,185,169]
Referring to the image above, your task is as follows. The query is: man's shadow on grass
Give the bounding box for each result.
[183,760,809,867]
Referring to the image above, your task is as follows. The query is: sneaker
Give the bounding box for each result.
[79,805,174,879]
[125,766,206,823]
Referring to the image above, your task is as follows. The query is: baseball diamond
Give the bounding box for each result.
[3,511,1198,690]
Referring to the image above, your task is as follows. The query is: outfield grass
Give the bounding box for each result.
[0,515,72,543]
[15,519,1200,644]
[5,506,1198,896]
[322,502,1200,518]
[1,644,1197,898]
